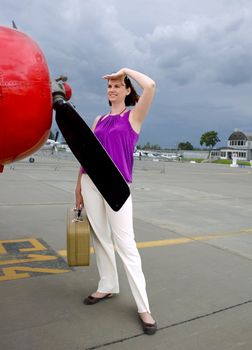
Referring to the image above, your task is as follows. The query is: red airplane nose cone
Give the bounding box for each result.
[0,26,52,169]
[63,82,72,101]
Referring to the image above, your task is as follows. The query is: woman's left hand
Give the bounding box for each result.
[102,68,126,80]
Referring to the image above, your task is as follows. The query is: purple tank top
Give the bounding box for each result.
[81,110,139,183]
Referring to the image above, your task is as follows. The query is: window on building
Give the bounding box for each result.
[221,152,226,157]
[211,151,220,157]
[238,152,246,158]
[228,139,248,147]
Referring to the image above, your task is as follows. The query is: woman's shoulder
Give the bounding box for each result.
[122,109,131,118]
[95,115,103,122]
[91,115,103,131]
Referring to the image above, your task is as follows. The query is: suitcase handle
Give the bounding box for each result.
[77,208,82,218]
[72,207,83,222]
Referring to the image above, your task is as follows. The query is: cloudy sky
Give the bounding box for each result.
[1,0,252,148]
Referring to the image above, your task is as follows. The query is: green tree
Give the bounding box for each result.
[143,142,161,150]
[142,142,151,150]
[178,141,194,150]
[152,144,161,150]
[200,131,220,157]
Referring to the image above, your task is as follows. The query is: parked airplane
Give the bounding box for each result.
[42,139,71,153]
[133,150,182,161]
[133,150,160,159]
[42,139,60,150]
[161,153,182,160]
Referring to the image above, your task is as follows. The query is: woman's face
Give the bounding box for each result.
[107,78,130,104]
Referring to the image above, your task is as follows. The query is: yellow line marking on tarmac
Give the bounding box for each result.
[57,229,252,257]
[0,238,47,254]
[0,238,71,281]
[58,247,94,257]
[0,254,58,265]
[1,229,251,281]
[0,266,70,281]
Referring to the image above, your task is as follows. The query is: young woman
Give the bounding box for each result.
[75,67,156,335]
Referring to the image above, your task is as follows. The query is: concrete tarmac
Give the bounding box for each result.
[1,154,252,350]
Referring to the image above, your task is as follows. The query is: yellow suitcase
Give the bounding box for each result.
[67,208,91,267]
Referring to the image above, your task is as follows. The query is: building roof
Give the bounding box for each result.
[228,131,252,141]
[211,147,246,151]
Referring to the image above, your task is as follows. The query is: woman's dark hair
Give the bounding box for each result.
[124,76,139,106]
[108,76,139,106]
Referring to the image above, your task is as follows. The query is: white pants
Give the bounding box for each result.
[81,174,150,313]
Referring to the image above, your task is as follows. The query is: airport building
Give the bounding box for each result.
[211,130,252,161]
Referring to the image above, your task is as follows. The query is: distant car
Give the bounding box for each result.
[133,151,140,157]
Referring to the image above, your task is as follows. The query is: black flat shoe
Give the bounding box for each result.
[83,293,113,305]
[138,315,157,335]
